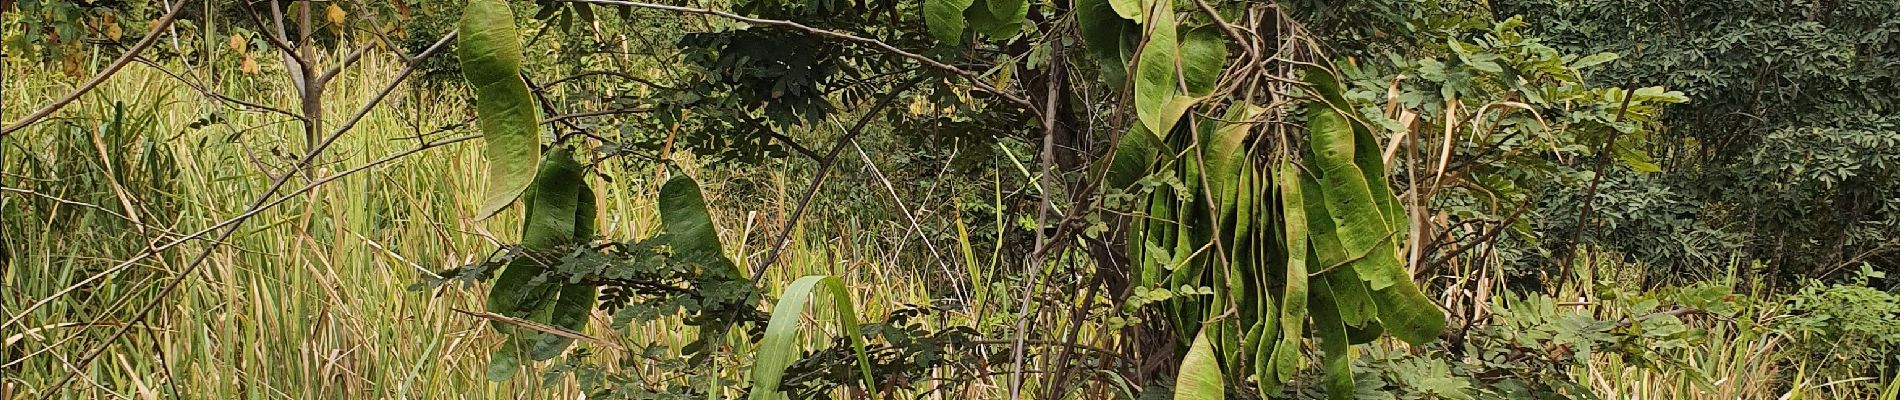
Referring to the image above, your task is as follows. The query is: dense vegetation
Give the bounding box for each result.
[2,0,1895,399]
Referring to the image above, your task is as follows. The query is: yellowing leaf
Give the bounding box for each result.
[1173,327,1225,400]
[104,17,123,41]
[325,3,347,26]
[229,34,246,53]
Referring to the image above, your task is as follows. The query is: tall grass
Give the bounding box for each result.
[2,45,1023,397]
[5,46,1885,400]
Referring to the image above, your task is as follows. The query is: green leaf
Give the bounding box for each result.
[530,180,599,360]
[965,0,1026,38]
[923,0,974,44]
[659,174,741,279]
[749,275,878,400]
[460,0,542,220]
[1133,0,1180,134]
[486,340,524,381]
[1076,0,1134,84]
[520,148,583,251]
[1310,279,1357,400]
[1269,162,1311,388]
[1370,277,1446,345]
[485,148,584,331]
[1571,52,1618,69]
[1108,0,1144,20]
[1305,103,1405,289]
[1174,327,1225,400]
[1179,26,1227,97]
[1107,124,1165,191]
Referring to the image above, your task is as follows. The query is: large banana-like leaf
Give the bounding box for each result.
[749,275,878,400]
[459,0,541,219]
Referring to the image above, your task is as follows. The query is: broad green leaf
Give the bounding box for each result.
[486,340,524,381]
[530,180,599,360]
[1133,1,1179,134]
[1174,327,1225,400]
[486,148,584,327]
[1571,52,1618,69]
[1108,0,1143,21]
[1310,279,1357,400]
[1322,268,1378,328]
[1305,100,1405,290]
[924,0,974,44]
[1076,0,1134,84]
[485,148,588,377]
[1269,162,1310,388]
[1179,26,1227,97]
[750,275,878,400]
[965,0,1026,38]
[520,148,583,251]
[1345,318,1385,345]
[1204,105,1260,224]
[659,174,741,279]
[1106,124,1164,191]
[1371,278,1446,345]
[460,0,542,219]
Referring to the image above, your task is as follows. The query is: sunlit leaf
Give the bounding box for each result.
[460,0,542,219]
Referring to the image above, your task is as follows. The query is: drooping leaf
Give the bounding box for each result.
[1304,101,1406,290]
[659,174,741,279]
[1268,162,1311,388]
[485,148,587,378]
[519,148,583,250]
[486,148,584,326]
[1306,68,1445,345]
[459,0,542,219]
[530,180,599,360]
[1370,277,1446,345]
[1311,279,1358,400]
[1179,26,1227,97]
[1204,105,1260,223]
[1133,0,1180,134]
[1107,124,1165,191]
[1076,0,1135,84]
[749,275,878,400]
[924,0,974,44]
[1174,327,1225,400]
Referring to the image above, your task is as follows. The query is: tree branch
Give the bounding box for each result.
[0,0,195,136]
[552,0,1035,110]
